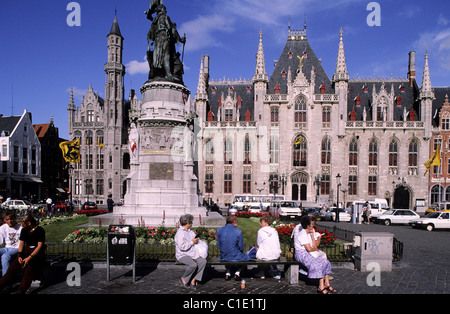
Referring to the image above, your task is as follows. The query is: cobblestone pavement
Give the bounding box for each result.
[26,221,449,296]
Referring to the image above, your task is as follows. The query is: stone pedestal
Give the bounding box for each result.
[354,232,393,272]
[107,81,224,227]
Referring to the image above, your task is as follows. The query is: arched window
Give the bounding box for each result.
[85,131,93,146]
[293,134,307,167]
[349,138,358,166]
[408,139,418,167]
[389,139,398,167]
[123,153,130,169]
[244,136,251,164]
[431,185,444,205]
[369,138,378,166]
[270,136,279,164]
[294,96,307,123]
[321,137,331,164]
[224,138,233,164]
[205,139,214,164]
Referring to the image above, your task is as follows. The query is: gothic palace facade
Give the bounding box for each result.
[69,16,450,210]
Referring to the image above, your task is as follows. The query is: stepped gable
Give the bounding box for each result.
[268,31,333,95]
[347,79,420,121]
[433,87,450,127]
[207,80,255,121]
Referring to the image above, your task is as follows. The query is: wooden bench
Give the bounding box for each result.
[203,257,301,285]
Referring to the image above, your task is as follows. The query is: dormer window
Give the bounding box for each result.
[320,83,326,95]
[355,95,361,107]
[274,83,280,95]
[396,95,402,107]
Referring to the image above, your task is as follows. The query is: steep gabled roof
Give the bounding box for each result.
[268,32,333,95]
[0,115,21,136]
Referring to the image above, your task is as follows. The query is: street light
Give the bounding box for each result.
[255,181,266,194]
[281,172,287,195]
[335,173,341,222]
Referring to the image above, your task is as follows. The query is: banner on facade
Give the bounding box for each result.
[424,143,441,176]
[59,138,81,163]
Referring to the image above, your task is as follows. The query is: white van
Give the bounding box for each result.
[346,198,389,222]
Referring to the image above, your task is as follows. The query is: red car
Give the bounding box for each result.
[82,202,98,210]
[55,201,69,211]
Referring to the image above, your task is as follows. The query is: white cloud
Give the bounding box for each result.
[177,0,360,52]
[126,57,149,75]
[414,27,450,71]
[179,14,235,52]
[66,87,87,100]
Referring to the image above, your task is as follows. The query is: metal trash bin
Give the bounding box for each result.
[107,225,136,282]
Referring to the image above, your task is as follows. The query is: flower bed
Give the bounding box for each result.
[235,211,267,218]
[73,209,108,216]
[63,225,218,244]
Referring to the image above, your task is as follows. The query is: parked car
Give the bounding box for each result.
[410,211,450,231]
[248,205,261,214]
[82,202,98,210]
[321,207,351,222]
[269,201,301,219]
[301,207,321,219]
[374,209,420,225]
[0,200,31,211]
[228,205,239,216]
[425,203,450,214]
[55,201,70,211]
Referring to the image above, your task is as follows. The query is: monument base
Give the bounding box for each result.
[89,211,225,228]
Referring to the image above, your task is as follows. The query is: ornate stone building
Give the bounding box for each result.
[194,25,443,210]
[68,16,131,206]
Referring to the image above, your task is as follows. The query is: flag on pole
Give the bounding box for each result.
[59,138,80,163]
[424,143,441,176]
[294,135,302,145]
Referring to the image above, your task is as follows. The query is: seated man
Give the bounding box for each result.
[217,215,249,281]
[256,216,281,279]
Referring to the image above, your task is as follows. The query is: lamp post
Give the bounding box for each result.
[281,172,287,195]
[335,173,341,222]
[255,181,266,194]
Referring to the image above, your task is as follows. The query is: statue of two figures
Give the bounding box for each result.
[145,0,186,84]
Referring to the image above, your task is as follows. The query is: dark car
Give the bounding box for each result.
[82,201,98,210]
[301,207,321,219]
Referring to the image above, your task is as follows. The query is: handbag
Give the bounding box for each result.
[195,239,209,259]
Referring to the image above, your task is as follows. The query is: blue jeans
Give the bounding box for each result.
[0,247,19,276]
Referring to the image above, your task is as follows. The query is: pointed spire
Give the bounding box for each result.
[332,27,349,83]
[420,51,434,99]
[109,15,123,38]
[253,29,268,83]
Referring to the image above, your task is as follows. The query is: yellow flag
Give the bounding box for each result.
[294,136,302,145]
[59,138,80,163]
[424,144,441,176]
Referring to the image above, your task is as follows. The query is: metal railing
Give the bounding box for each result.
[316,224,404,262]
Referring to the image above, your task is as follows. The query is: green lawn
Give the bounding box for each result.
[41,215,89,242]
[237,217,261,245]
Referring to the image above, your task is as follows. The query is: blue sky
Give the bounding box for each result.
[1,0,450,140]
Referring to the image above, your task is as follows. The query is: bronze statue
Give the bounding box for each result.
[146,3,186,84]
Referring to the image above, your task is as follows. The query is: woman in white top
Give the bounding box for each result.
[174,214,206,290]
[295,215,336,294]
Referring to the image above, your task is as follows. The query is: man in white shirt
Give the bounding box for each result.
[0,210,22,276]
[256,216,281,279]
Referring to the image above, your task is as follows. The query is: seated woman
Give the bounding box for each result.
[294,215,336,294]
[174,214,206,290]
[0,214,46,294]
